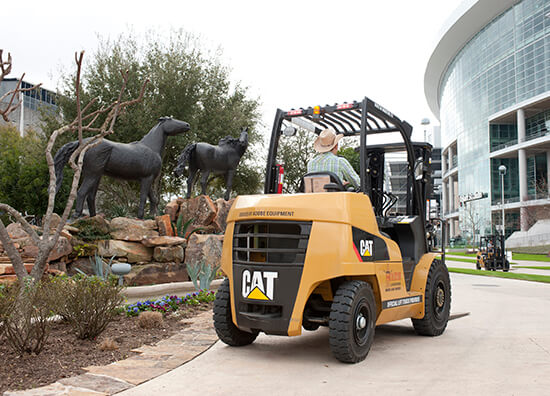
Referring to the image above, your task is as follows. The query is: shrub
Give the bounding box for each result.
[57,275,123,340]
[1,279,62,355]
[138,311,164,328]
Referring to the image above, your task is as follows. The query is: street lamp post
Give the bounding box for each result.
[498,165,507,237]
[421,118,430,142]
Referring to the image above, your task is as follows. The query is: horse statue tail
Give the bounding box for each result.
[174,143,197,177]
[54,141,79,193]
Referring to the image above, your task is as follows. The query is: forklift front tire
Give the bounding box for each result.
[329,280,376,363]
[213,279,259,346]
[412,259,451,336]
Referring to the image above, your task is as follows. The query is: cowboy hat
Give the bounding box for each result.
[313,128,343,153]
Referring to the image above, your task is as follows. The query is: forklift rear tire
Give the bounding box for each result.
[213,278,259,346]
[476,261,481,270]
[503,260,510,272]
[329,280,376,363]
[412,259,451,336]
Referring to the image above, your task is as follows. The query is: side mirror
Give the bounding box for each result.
[282,126,297,137]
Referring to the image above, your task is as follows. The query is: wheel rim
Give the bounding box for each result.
[353,299,370,346]
[433,280,446,320]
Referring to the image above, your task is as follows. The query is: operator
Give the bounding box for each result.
[307,128,360,190]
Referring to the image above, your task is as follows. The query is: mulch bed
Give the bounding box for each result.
[0,302,213,394]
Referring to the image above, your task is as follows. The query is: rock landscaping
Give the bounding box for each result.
[0,196,234,287]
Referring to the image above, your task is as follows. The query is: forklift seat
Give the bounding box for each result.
[301,171,346,193]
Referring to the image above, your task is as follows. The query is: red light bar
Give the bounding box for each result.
[337,103,354,110]
[287,109,303,116]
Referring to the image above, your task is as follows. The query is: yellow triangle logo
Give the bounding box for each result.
[247,286,269,300]
[363,249,371,257]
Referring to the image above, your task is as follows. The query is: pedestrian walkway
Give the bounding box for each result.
[4,311,218,396]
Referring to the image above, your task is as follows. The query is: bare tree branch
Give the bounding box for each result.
[0,51,42,123]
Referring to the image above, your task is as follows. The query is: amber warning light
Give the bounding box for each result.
[313,106,321,119]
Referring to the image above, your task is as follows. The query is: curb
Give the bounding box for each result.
[122,279,223,300]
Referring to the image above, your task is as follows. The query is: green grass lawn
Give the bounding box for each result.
[513,266,550,270]
[445,257,517,266]
[445,257,477,264]
[512,253,550,262]
[448,267,550,284]
[447,251,477,257]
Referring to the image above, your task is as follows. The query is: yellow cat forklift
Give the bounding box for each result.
[213,97,450,363]
[476,234,510,272]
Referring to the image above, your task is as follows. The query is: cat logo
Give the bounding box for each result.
[242,270,278,301]
[360,239,374,257]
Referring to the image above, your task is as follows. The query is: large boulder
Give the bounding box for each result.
[110,217,158,242]
[156,214,175,237]
[213,198,235,232]
[184,234,224,269]
[153,246,184,263]
[178,196,217,229]
[164,201,180,222]
[141,236,186,248]
[47,236,73,261]
[72,215,111,236]
[6,223,28,239]
[97,240,153,263]
[124,262,189,286]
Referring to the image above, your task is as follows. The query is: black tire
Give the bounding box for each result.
[213,278,259,346]
[329,280,376,363]
[476,260,481,270]
[503,259,510,272]
[412,259,451,336]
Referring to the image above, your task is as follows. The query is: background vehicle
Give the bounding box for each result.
[214,97,451,363]
[476,234,510,272]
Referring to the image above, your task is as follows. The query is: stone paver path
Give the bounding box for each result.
[3,311,217,396]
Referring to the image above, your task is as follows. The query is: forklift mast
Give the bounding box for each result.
[265,97,430,254]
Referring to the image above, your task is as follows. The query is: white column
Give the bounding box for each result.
[517,108,526,142]
[449,146,454,169]
[442,179,448,215]
[442,152,448,175]
[518,109,528,231]
[449,175,455,213]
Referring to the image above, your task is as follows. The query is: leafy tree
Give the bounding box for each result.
[338,146,360,174]
[276,129,316,193]
[45,30,263,213]
[0,125,71,220]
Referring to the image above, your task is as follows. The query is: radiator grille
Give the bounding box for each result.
[233,220,312,265]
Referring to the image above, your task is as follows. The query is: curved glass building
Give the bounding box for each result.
[425,0,550,242]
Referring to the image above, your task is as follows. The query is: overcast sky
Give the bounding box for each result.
[3,0,463,140]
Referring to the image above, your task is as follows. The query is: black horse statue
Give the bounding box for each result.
[55,116,190,219]
[174,128,248,200]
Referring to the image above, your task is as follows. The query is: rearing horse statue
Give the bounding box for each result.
[54,116,190,219]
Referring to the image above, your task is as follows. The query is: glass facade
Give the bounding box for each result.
[439,0,550,235]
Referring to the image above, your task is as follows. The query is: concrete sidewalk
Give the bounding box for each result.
[118,273,550,396]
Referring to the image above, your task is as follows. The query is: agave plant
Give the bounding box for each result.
[186,259,221,291]
[172,215,206,239]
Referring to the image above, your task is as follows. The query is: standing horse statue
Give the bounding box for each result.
[54,116,191,219]
[174,127,248,200]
